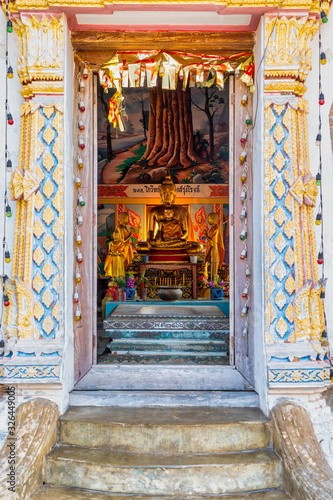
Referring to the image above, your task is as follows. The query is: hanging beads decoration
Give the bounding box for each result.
[73,63,88,325]
[239,89,252,341]
[1,0,15,348]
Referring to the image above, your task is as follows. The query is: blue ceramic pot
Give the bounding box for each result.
[210,288,224,300]
[122,287,136,301]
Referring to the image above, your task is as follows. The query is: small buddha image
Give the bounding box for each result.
[157,208,184,242]
[118,212,134,267]
[204,212,224,278]
[104,228,125,278]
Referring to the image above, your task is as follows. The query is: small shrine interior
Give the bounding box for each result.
[94,49,253,366]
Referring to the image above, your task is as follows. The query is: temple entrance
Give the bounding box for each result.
[96,74,231,368]
[72,37,255,391]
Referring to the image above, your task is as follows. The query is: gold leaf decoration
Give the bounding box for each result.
[52,166,59,185]
[274,233,287,254]
[52,274,59,292]
[43,151,54,172]
[284,220,294,240]
[52,302,59,322]
[36,164,44,183]
[273,123,285,145]
[34,301,44,322]
[52,219,60,239]
[43,124,55,145]
[37,138,44,159]
[53,248,60,265]
[53,137,59,160]
[274,179,286,200]
[268,219,276,239]
[34,191,45,212]
[33,219,45,239]
[52,191,60,213]
[33,272,44,293]
[275,290,287,310]
[285,193,293,213]
[38,110,45,133]
[43,233,55,253]
[276,317,288,338]
[284,246,295,268]
[42,205,54,226]
[33,246,45,267]
[43,179,54,200]
[274,206,286,227]
[273,150,285,172]
[42,315,54,336]
[273,104,285,116]
[42,261,54,281]
[42,289,54,309]
[285,303,294,324]
[43,106,55,120]
[285,275,296,296]
[274,260,286,282]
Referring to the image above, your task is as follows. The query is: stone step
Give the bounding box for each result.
[74,366,252,391]
[69,390,259,407]
[59,407,271,454]
[109,339,228,353]
[104,329,229,340]
[44,447,281,496]
[99,353,229,365]
[31,485,291,499]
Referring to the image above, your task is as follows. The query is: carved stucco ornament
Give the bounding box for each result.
[9,167,41,201]
[289,174,318,207]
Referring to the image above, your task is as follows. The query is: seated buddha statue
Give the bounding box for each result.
[137,171,203,255]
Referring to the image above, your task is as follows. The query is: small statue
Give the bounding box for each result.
[204,212,224,279]
[118,212,134,267]
[104,228,125,278]
[137,171,202,255]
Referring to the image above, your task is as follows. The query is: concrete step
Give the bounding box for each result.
[69,390,259,407]
[44,447,281,496]
[58,407,271,454]
[32,485,291,499]
[74,365,252,391]
[104,329,229,340]
[99,353,229,365]
[109,339,228,353]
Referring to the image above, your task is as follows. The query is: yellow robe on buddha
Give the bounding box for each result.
[118,227,134,268]
[104,240,125,278]
[205,223,224,269]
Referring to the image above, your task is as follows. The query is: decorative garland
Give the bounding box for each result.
[239,90,252,338]
[317,2,332,381]
[73,64,88,324]
[0,1,14,349]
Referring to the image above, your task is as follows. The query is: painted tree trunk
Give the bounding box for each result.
[141,79,201,168]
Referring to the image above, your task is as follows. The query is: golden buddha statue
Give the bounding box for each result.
[118,212,134,267]
[104,228,126,278]
[204,212,224,278]
[137,172,203,255]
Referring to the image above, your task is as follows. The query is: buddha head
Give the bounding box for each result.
[160,171,177,205]
[119,212,129,225]
[208,212,218,225]
[112,227,121,241]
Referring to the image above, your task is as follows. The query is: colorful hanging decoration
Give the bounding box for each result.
[73,63,88,325]
[1,0,14,349]
[239,89,252,340]
[99,50,254,125]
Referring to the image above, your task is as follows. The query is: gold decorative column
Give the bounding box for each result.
[1,15,65,382]
[264,16,330,388]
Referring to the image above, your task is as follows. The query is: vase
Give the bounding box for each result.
[210,288,224,300]
[141,255,149,263]
[122,287,136,301]
[158,286,183,301]
[189,255,197,264]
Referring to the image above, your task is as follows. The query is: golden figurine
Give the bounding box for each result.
[137,171,203,254]
[118,212,134,267]
[104,228,125,278]
[204,212,224,279]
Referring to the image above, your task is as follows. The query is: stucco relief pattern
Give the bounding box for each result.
[265,101,295,343]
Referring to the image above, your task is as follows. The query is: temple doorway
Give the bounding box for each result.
[72,40,255,390]
[96,72,231,368]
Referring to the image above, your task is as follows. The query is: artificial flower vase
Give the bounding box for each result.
[122,287,136,301]
[210,288,224,300]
